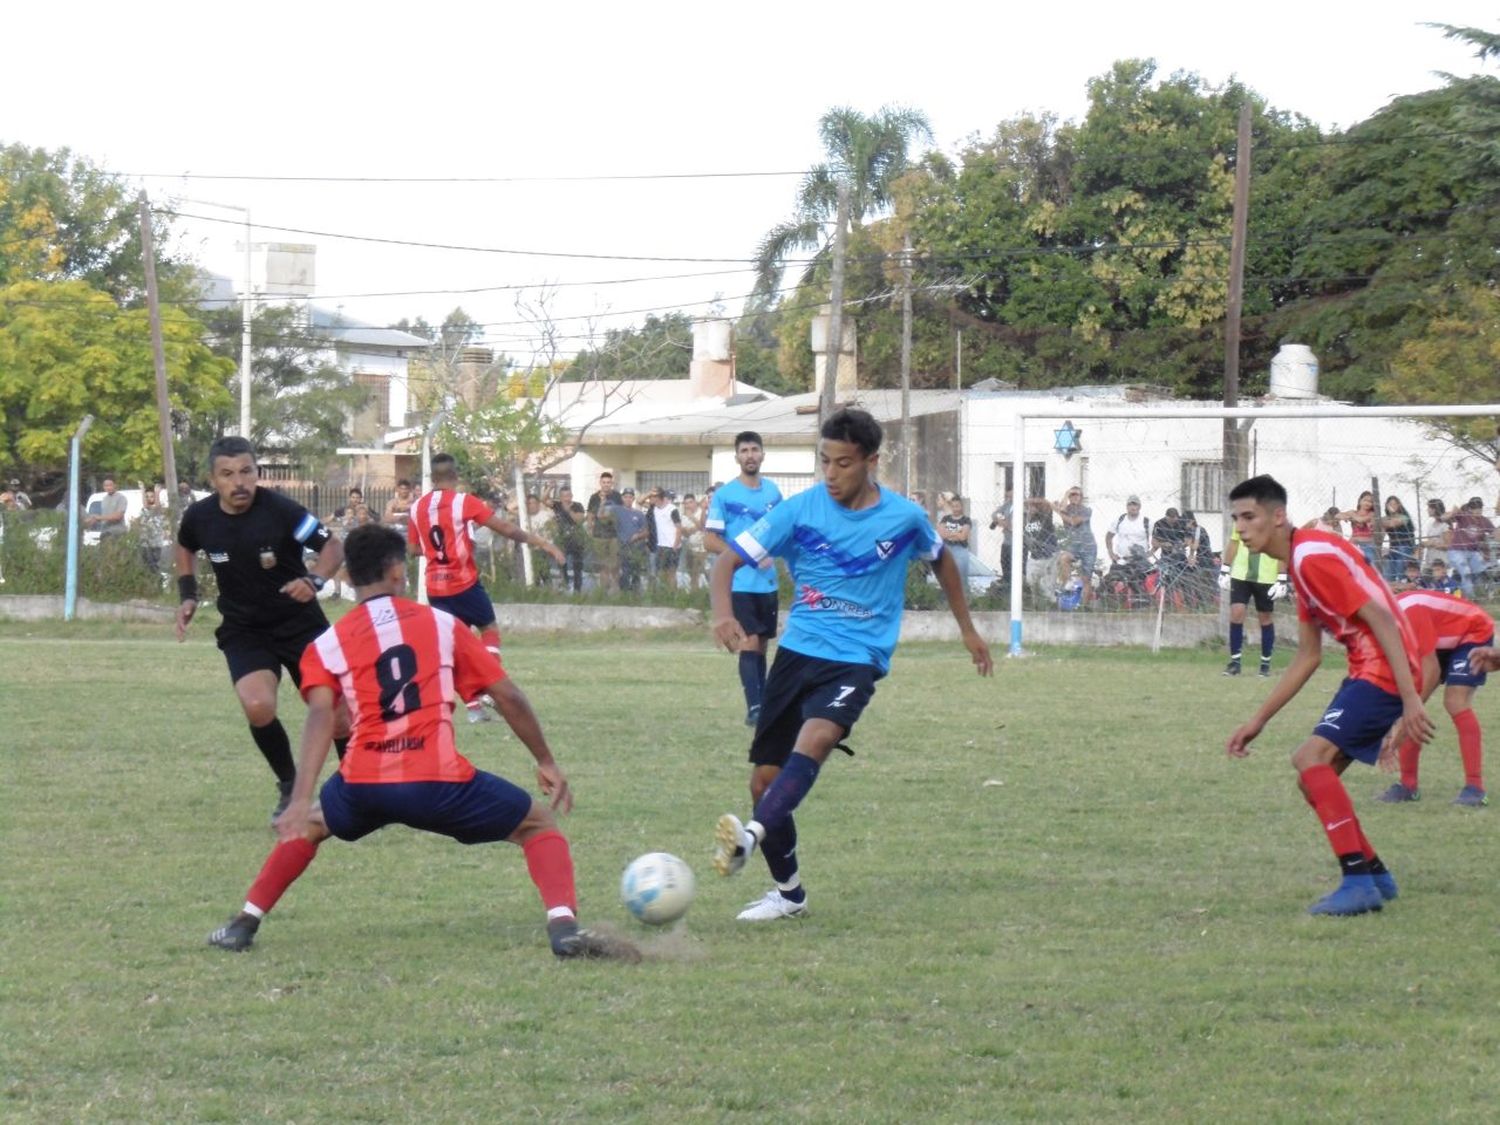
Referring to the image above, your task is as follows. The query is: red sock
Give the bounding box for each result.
[1397,739,1422,791]
[1355,825,1377,862]
[1452,709,1484,789]
[522,830,577,918]
[480,626,501,656]
[246,837,319,914]
[1298,765,1367,861]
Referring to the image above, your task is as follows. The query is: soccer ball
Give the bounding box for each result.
[620,852,695,925]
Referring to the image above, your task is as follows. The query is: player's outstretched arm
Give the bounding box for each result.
[1227,617,1323,757]
[931,547,993,676]
[277,686,337,843]
[1355,600,1435,747]
[485,514,565,565]
[486,677,573,814]
[708,550,748,653]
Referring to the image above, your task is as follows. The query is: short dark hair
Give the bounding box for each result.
[734,431,763,450]
[820,408,882,456]
[431,453,458,479]
[344,524,407,586]
[208,436,256,466]
[1228,474,1288,508]
[396,478,412,489]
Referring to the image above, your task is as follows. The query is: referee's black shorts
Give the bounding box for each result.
[216,613,328,686]
[1229,577,1274,614]
[731,591,779,640]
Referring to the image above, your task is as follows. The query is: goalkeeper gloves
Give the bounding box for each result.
[1218,565,1231,591]
[1269,576,1288,600]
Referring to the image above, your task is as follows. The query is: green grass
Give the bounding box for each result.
[3,621,1499,1122]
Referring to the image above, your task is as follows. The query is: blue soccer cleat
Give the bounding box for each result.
[1453,785,1488,807]
[1372,870,1398,902]
[1308,874,1383,916]
[1377,782,1419,803]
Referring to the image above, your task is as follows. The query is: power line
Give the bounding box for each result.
[132,169,809,184]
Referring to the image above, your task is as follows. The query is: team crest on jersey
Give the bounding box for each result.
[258,547,277,569]
[875,539,897,560]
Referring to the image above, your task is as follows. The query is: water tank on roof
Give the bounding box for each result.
[1269,344,1319,399]
[692,319,732,361]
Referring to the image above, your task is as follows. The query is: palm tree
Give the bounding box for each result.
[753,105,933,302]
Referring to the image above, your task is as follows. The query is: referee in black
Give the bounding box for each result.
[176,436,347,819]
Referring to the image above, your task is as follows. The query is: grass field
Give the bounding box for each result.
[3,617,1499,1122]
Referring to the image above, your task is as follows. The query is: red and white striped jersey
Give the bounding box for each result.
[1289,527,1420,695]
[299,595,504,784]
[407,489,494,597]
[1396,590,1495,656]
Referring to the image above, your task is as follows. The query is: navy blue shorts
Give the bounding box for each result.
[1439,636,1493,689]
[750,648,880,767]
[429,581,497,630]
[732,591,779,640]
[318,769,532,844]
[1312,678,1405,765]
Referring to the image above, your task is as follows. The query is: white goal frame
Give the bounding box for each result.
[1006,402,1500,656]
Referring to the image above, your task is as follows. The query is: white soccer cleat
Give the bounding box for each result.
[465,702,487,724]
[736,889,807,922]
[713,813,755,877]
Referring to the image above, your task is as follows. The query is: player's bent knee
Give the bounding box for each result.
[508,800,557,843]
[1291,737,1340,772]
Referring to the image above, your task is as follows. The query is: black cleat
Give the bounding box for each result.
[1223,660,1241,677]
[1259,660,1272,678]
[271,780,294,824]
[549,921,641,963]
[745,704,761,728]
[208,912,260,952]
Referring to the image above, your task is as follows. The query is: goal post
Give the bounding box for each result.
[992,402,1500,656]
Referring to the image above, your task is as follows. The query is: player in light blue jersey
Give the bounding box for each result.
[704,431,785,726]
[708,409,993,921]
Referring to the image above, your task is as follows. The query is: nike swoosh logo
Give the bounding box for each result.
[1325,818,1352,831]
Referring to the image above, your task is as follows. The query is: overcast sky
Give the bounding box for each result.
[4,1,1494,360]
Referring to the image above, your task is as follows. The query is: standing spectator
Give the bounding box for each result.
[1183,511,1218,607]
[1338,491,1378,567]
[1421,499,1451,568]
[1022,496,1059,604]
[1380,496,1416,582]
[550,486,587,593]
[646,488,682,590]
[0,489,16,511]
[679,494,708,590]
[705,433,783,728]
[585,471,623,592]
[1053,488,1096,605]
[382,479,416,535]
[86,475,129,538]
[136,486,170,579]
[1153,507,1191,604]
[1438,497,1495,598]
[1105,495,1151,568]
[524,493,555,586]
[989,488,1014,592]
[938,495,973,586]
[1302,506,1343,534]
[7,478,31,510]
[614,488,649,592]
[176,479,196,512]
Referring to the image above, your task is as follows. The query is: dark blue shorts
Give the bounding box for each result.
[732,591,779,640]
[1439,636,1493,689]
[319,769,532,844]
[750,647,880,767]
[429,581,497,630]
[1312,678,1404,765]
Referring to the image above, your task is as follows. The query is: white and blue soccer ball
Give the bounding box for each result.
[620,852,695,925]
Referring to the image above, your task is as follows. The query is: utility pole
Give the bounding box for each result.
[899,233,914,494]
[1222,102,1253,494]
[138,194,181,511]
[819,180,851,427]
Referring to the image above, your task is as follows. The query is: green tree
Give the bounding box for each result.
[566,312,694,382]
[753,105,933,301]
[0,280,233,477]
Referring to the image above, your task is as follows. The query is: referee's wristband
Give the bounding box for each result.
[304,574,327,592]
[177,575,198,602]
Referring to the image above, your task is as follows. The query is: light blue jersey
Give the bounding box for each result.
[707,477,783,594]
[731,484,941,674]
